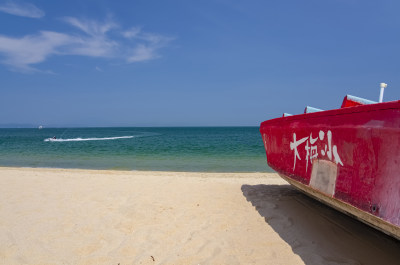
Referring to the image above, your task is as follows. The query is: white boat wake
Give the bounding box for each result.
[44,136,134,142]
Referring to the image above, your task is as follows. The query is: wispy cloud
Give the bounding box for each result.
[0,31,72,72]
[123,27,174,63]
[63,16,118,37]
[128,44,157,63]
[0,1,44,18]
[122,26,141,39]
[0,16,174,72]
[62,18,118,58]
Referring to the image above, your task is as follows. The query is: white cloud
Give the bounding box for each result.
[63,16,118,37]
[0,16,174,72]
[0,31,72,72]
[127,44,157,63]
[123,28,174,63]
[66,35,117,57]
[122,26,141,39]
[137,32,168,44]
[0,1,44,18]
[61,17,119,57]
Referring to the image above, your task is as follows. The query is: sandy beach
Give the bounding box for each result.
[0,167,399,265]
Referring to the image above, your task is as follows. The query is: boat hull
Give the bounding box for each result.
[260,100,400,239]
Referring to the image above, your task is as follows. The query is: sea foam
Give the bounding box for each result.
[44,136,134,142]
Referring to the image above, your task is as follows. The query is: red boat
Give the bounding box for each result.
[260,87,400,240]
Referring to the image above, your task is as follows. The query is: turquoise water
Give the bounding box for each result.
[0,127,272,172]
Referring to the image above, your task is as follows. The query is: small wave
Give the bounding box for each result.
[44,136,134,142]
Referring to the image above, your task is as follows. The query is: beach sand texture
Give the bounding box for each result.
[0,167,399,265]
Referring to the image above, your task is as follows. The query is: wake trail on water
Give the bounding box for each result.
[44,136,134,142]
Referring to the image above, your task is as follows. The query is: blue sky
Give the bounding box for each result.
[0,0,399,127]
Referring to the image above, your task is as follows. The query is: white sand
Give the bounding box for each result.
[0,167,399,265]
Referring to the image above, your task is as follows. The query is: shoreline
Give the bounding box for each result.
[0,166,276,179]
[0,165,274,174]
[1,167,399,264]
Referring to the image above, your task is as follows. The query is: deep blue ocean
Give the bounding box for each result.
[0,127,272,172]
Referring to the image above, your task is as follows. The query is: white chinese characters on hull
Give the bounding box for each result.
[290,130,343,172]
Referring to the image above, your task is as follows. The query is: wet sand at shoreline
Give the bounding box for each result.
[0,167,399,264]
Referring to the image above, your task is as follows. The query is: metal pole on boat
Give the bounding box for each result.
[379,83,387,103]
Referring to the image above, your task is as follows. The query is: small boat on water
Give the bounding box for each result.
[260,83,400,240]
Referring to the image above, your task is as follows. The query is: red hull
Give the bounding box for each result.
[260,100,400,239]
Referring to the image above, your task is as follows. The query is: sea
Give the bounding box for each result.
[0,127,272,172]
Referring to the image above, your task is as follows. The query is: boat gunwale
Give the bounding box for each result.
[260,100,400,127]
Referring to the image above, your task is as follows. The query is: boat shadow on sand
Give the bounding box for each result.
[241,184,400,265]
